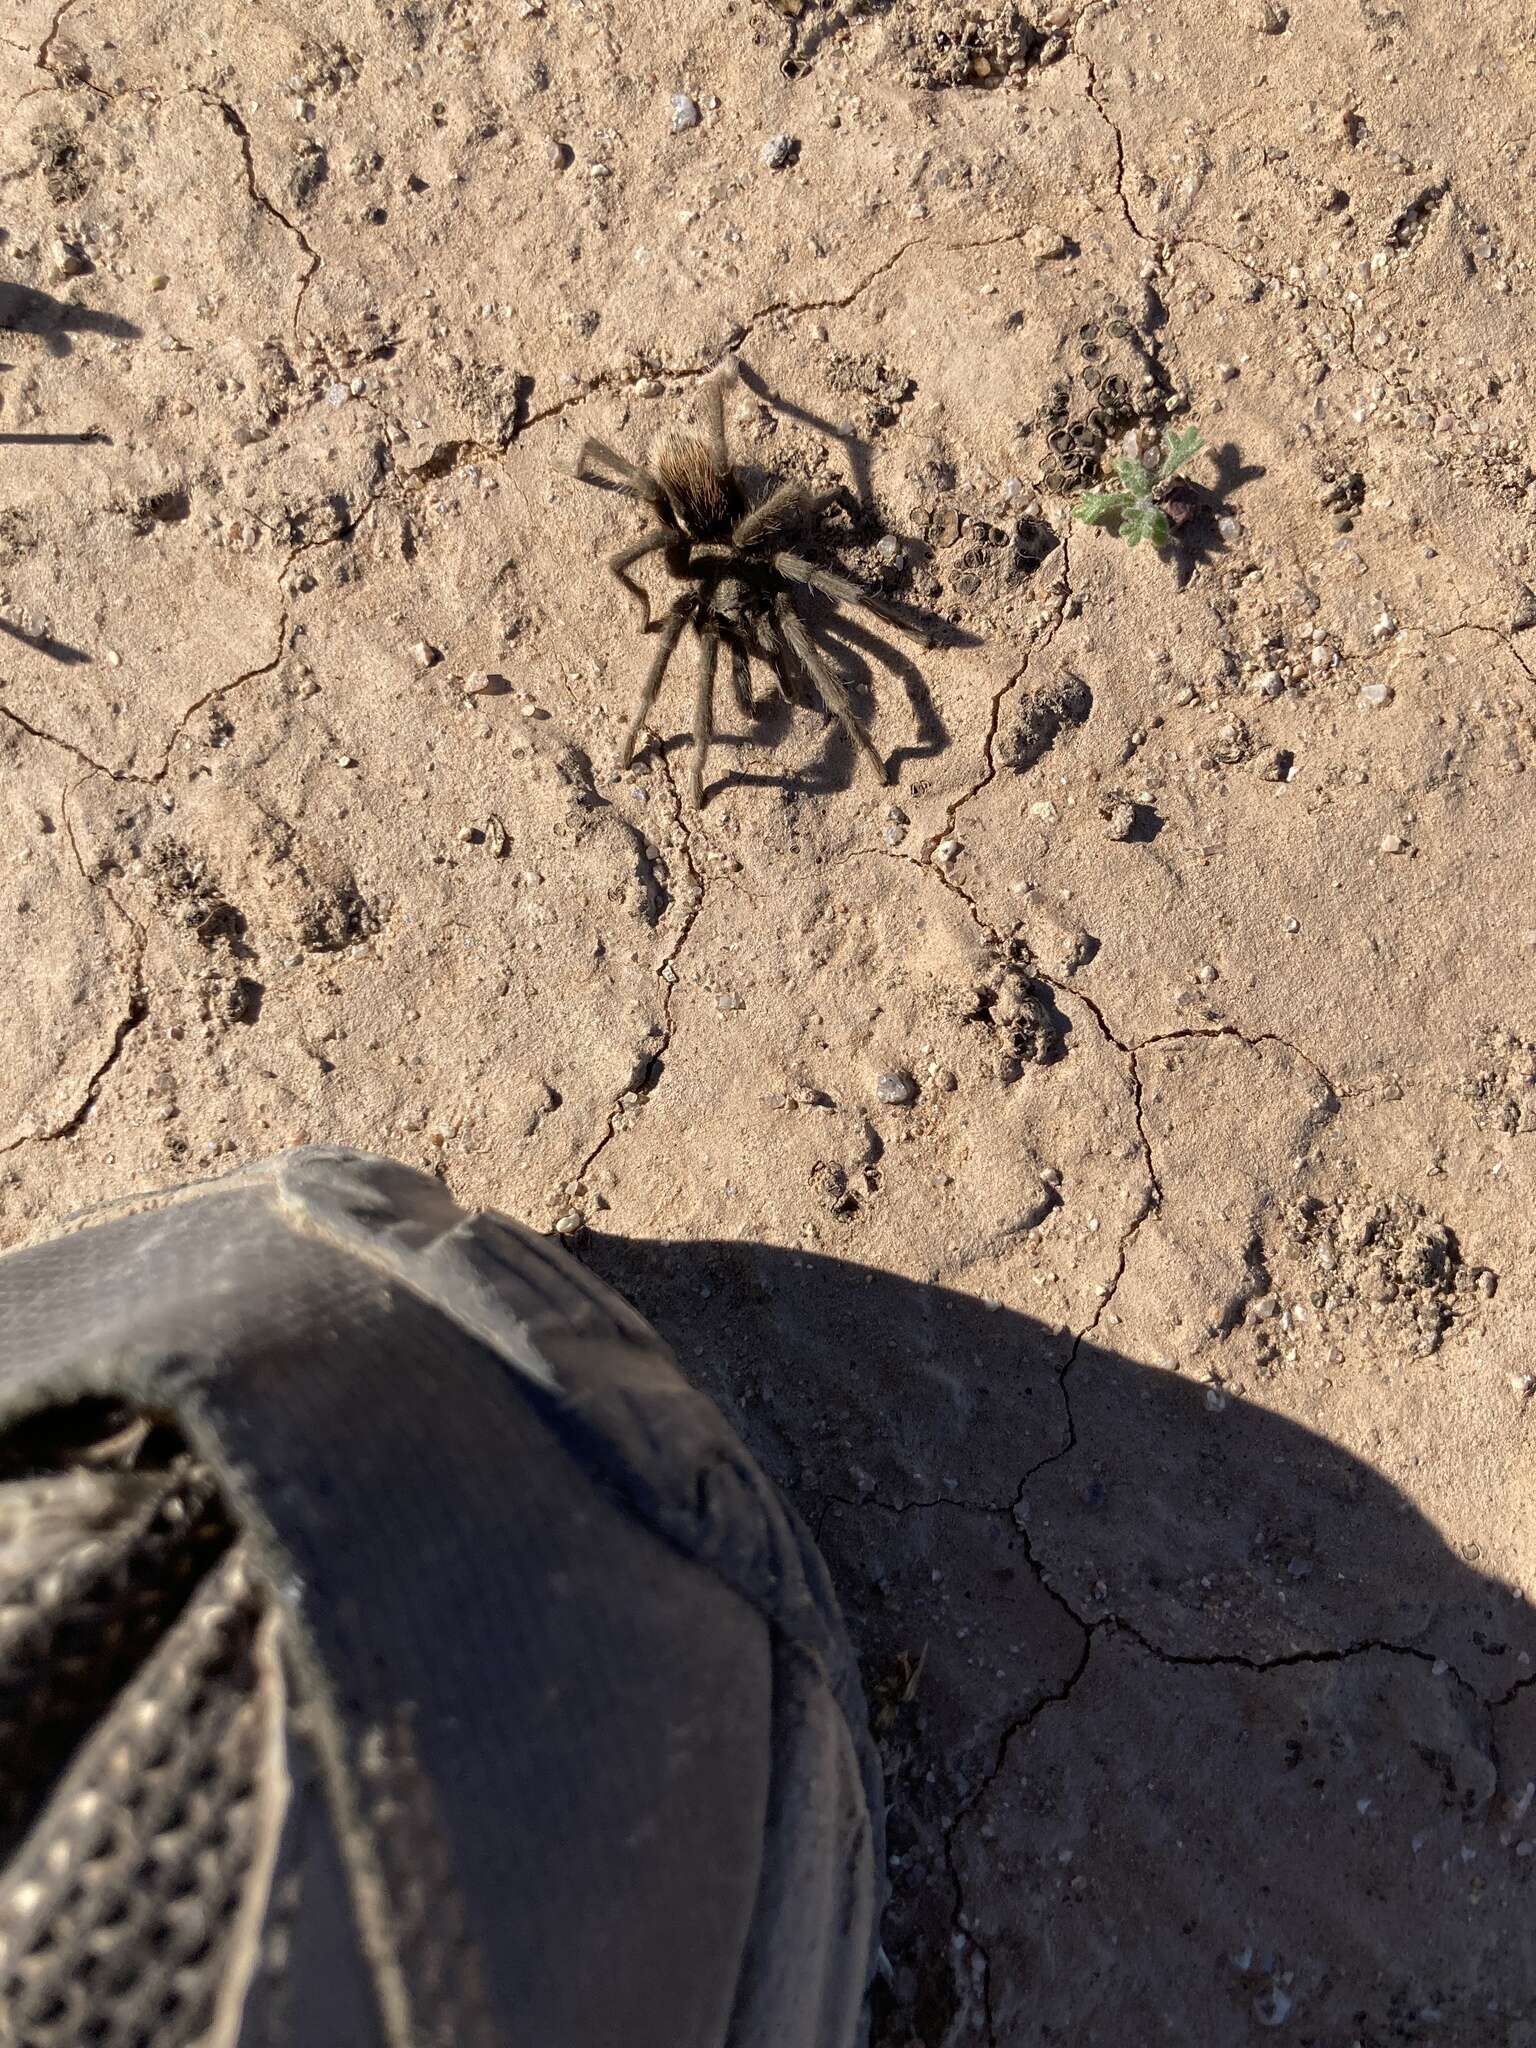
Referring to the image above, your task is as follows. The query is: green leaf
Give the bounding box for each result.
[1120,504,1170,549]
[1112,454,1153,497]
[1073,489,1131,528]
[1157,426,1205,483]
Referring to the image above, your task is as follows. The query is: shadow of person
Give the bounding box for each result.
[578,1232,1536,2047]
[0,282,141,359]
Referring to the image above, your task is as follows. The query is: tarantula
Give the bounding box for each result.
[576,371,920,805]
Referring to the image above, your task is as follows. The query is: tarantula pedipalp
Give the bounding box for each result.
[576,371,921,805]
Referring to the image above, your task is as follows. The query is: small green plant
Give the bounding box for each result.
[1073,425,1205,549]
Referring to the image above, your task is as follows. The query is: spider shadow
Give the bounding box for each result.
[817,608,947,780]
[0,283,141,359]
[735,358,880,513]
[697,591,958,805]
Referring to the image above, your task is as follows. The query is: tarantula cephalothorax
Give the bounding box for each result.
[576,371,921,805]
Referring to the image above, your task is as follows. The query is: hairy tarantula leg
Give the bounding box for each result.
[728,638,753,718]
[574,437,665,506]
[756,611,799,705]
[774,592,888,785]
[692,624,720,807]
[700,371,729,473]
[606,527,675,629]
[622,598,692,767]
[731,481,810,552]
[773,553,928,640]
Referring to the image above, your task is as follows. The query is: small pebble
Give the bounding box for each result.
[716,991,744,1012]
[875,1071,917,1106]
[553,1211,584,1235]
[547,141,570,170]
[148,272,169,291]
[1101,799,1136,841]
[325,382,350,407]
[1024,226,1068,262]
[874,534,904,564]
[1510,1375,1534,1400]
[336,754,355,768]
[1379,833,1408,855]
[671,93,701,132]
[761,133,796,170]
[1253,668,1284,699]
[1196,963,1219,985]
[1284,917,1300,933]
[932,837,960,865]
[1357,681,1393,709]
[412,641,442,667]
[106,649,122,667]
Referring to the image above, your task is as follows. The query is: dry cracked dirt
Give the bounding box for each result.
[3,0,1536,2039]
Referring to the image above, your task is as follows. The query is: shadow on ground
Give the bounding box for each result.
[0,282,140,357]
[580,1232,1536,2047]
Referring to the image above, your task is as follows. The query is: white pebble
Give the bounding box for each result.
[1357,681,1393,709]
[671,93,701,131]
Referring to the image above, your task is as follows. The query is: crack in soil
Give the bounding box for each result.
[940,535,1075,842]
[573,745,709,1187]
[190,89,322,339]
[0,487,387,790]
[0,779,150,1155]
[1076,47,1375,380]
[34,0,78,77]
